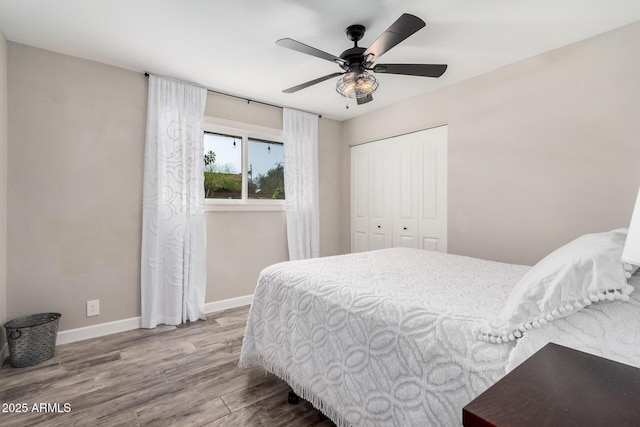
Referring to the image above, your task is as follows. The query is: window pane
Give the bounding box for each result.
[247,138,284,199]
[203,132,242,199]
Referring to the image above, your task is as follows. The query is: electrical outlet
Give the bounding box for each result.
[87,300,100,317]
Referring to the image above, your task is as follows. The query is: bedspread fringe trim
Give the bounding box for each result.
[239,353,352,427]
[475,286,633,344]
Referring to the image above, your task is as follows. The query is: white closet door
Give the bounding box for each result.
[393,133,420,248]
[350,125,447,254]
[350,144,370,252]
[418,126,448,253]
[368,140,394,250]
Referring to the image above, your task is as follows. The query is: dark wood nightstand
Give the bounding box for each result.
[463,343,640,427]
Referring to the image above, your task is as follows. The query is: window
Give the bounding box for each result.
[247,138,284,200]
[202,120,285,210]
[203,132,242,199]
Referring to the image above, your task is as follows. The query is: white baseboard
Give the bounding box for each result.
[1,342,8,365]
[56,316,141,346]
[204,294,253,314]
[56,294,253,346]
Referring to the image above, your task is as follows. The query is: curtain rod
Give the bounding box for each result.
[144,73,321,118]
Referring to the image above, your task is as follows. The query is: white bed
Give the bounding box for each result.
[238,246,640,426]
[239,248,527,426]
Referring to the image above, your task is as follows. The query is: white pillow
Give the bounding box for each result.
[476,229,634,344]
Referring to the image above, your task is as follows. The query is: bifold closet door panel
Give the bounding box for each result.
[368,141,394,250]
[418,126,448,253]
[393,133,420,248]
[351,144,370,253]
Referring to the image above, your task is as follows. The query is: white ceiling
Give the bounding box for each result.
[1,0,640,121]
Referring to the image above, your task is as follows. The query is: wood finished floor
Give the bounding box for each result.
[0,306,334,427]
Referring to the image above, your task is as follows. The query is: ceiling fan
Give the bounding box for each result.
[276,13,447,105]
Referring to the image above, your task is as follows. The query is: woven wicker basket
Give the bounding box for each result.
[4,313,61,368]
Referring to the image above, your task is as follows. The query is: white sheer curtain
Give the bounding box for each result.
[283,108,320,260]
[141,75,207,328]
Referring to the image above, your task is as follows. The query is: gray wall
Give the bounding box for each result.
[0,29,8,355]
[6,43,346,331]
[344,21,640,266]
[7,44,147,332]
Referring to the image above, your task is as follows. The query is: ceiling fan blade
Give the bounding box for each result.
[283,72,345,94]
[276,38,346,65]
[357,94,373,105]
[373,63,447,78]
[364,14,426,64]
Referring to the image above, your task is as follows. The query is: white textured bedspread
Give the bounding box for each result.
[508,273,640,372]
[239,248,529,426]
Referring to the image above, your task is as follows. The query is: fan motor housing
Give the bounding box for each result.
[339,47,366,68]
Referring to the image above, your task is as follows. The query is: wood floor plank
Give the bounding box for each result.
[190,326,245,351]
[0,355,61,381]
[136,396,229,427]
[56,324,178,359]
[61,350,122,371]
[57,408,139,427]
[1,367,96,405]
[28,371,168,426]
[119,339,197,362]
[220,373,290,412]
[0,304,334,427]
[0,365,69,400]
[205,385,332,427]
[204,388,297,427]
[161,349,240,383]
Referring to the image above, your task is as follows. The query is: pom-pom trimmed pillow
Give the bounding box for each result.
[476,229,633,344]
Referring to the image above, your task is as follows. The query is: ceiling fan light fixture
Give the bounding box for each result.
[336,70,379,99]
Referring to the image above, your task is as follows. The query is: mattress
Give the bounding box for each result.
[239,247,529,426]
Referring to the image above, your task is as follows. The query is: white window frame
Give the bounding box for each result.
[202,116,285,212]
